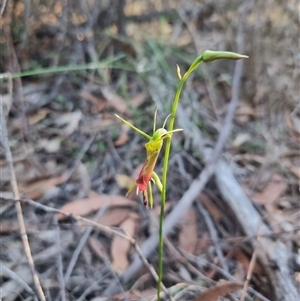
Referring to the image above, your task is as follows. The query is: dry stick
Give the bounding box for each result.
[0,205,285,301]
[63,207,108,284]
[0,104,46,301]
[164,238,214,284]
[196,200,229,273]
[186,253,271,301]
[240,231,261,301]
[1,265,38,300]
[1,196,171,298]
[54,216,66,301]
[62,134,95,186]
[0,0,8,15]
[93,239,128,301]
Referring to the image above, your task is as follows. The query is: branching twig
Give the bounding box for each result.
[64,207,106,284]
[185,252,271,301]
[1,196,171,298]
[0,104,46,301]
[54,217,66,301]
[1,265,38,300]
[196,201,228,272]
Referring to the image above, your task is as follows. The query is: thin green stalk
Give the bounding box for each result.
[157,50,248,300]
[157,54,204,299]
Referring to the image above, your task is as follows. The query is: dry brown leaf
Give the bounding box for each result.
[80,90,106,113]
[37,138,61,153]
[20,173,68,199]
[57,195,136,220]
[252,174,287,205]
[97,208,132,226]
[285,109,300,144]
[131,92,148,108]
[111,218,135,273]
[235,103,255,124]
[114,288,155,300]
[200,193,222,222]
[115,174,135,190]
[75,162,91,198]
[100,86,129,114]
[54,110,82,135]
[288,165,300,179]
[283,160,300,179]
[232,250,250,277]
[232,133,251,148]
[193,282,243,301]
[178,208,198,254]
[195,231,209,255]
[113,124,129,147]
[0,220,35,234]
[88,237,109,260]
[232,250,262,276]
[28,108,50,125]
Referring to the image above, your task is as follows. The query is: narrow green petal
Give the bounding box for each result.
[115,114,152,140]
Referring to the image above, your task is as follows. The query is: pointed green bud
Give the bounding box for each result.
[202,50,249,63]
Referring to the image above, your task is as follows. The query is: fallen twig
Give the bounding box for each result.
[240,230,261,301]
[196,201,228,273]
[0,103,46,300]
[1,196,172,299]
[1,265,38,300]
[54,217,66,301]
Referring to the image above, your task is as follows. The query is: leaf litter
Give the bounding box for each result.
[1,1,299,300]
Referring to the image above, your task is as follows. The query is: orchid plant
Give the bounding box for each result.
[115,111,182,209]
[116,50,248,300]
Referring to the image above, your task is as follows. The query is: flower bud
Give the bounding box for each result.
[202,50,248,63]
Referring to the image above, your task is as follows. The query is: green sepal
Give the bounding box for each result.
[115,114,152,140]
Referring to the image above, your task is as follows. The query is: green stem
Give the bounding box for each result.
[156,49,248,299]
[157,54,204,300]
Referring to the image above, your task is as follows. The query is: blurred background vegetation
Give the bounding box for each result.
[0,0,299,300]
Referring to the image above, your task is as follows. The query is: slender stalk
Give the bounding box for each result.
[157,54,204,299]
[157,50,248,299]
